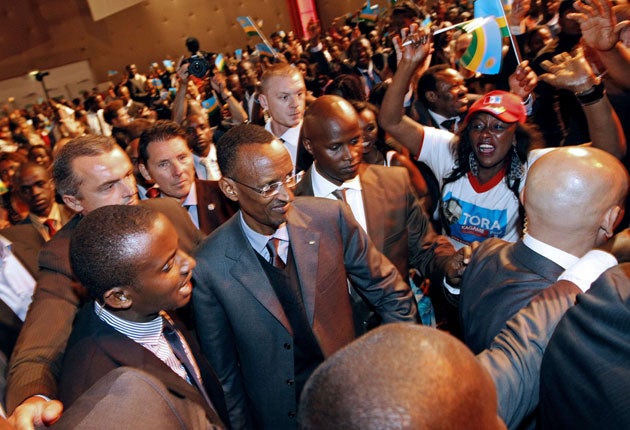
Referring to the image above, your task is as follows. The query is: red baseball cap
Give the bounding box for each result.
[463,90,527,126]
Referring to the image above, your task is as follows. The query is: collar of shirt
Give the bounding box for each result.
[239,211,289,260]
[310,164,362,198]
[428,109,459,130]
[0,236,36,321]
[357,61,375,76]
[29,202,61,240]
[182,181,198,207]
[522,234,579,269]
[95,302,163,344]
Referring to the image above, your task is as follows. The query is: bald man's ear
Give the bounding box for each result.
[601,205,623,239]
[103,287,133,310]
[219,177,239,202]
[302,137,314,156]
[138,162,153,182]
[62,194,85,214]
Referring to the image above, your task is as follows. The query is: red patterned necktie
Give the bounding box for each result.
[44,219,57,237]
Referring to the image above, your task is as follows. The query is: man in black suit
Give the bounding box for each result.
[138,120,237,235]
[538,262,630,429]
[193,124,417,429]
[6,135,204,428]
[58,204,228,428]
[460,146,628,354]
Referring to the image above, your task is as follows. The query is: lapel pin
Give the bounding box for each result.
[308,240,315,245]
[207,203,216,211]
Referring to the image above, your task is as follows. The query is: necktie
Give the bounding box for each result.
[44,219,57,237]
[331,188,347,203]
[146,187,160,198]
[162,316,218,416]
[266,237,285,269]
[441,118,457,133]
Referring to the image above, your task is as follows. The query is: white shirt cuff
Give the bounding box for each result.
[558,250,617,292]
[443,278,460,295]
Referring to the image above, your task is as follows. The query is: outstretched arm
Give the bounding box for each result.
[539,47,626,158]
[569,0,630,89]
[378,24,432,156]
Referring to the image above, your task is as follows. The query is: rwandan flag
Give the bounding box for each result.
[256,43,277,57]
[202,96,219,114]
[237,16,258,37]
[359,0,379,22]
[474,0,510,37]
[215,54,226,72]
[458,17,503,74]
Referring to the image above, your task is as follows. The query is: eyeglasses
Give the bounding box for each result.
[230,171,304,198]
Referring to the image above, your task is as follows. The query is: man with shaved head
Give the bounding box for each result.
[297,95,464,333]
[460,146,629,354]
[299,324,506,430]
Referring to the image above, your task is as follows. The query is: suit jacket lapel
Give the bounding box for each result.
[360,166,386,250]
[294,166,315,197]
[512,240,564,283]
[286,206,320,324]
[224,217,293,334]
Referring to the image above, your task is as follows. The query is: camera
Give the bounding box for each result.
[183,55,211,78]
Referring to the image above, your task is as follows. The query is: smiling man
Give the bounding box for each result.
[57,205,228,428]
[192,124,416,430]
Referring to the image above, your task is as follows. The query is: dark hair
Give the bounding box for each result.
[70,205,159,301]
[325,74,366,102]
[103,100,125,125]
[53,135,117,197]
[416,64,451,104]
[391,0,424,19]
[216,124,275,177]
[138,120,187,164]
[443,120,544,202]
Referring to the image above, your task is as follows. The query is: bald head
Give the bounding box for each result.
[302,95,363,185]
[299,324,505,430]
[524,147,628,252]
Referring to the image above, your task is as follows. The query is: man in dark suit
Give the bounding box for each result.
[297,95,465,333]
[460,146,628,354]
[138,120,237,235]
[193,124,417,429]
[6,135,204,427]
[538,263,630,429]
[58,205,228,428]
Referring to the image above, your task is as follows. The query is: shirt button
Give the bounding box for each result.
[283,343,291,350]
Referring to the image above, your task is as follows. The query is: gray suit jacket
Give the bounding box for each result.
[192,197,416,430]
[478,279,581,429]
[6,197,204,412]
[460,239,564,353]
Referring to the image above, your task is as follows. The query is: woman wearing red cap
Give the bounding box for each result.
[380,24,625,249]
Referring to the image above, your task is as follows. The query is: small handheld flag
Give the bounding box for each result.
[215,54,226,72]
[202,96,219,113]
[237,16,258,37]
[474,0,510,37]
[256,43,277,57]
[458,17,503,74]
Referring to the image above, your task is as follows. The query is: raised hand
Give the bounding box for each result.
[569,0,630,51]
[508,60,538,99]
[392,23,433,66]
[539,47,600,93]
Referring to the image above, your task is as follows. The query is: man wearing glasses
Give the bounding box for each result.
[192,124,417,430]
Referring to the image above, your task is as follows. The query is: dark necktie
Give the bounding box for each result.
[266,237,286,269]
[44,219,57,237]
[441,118,457,132]
[162,316,218,416]
[331,188,347,203]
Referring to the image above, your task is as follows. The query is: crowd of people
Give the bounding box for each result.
[1,0,629,428]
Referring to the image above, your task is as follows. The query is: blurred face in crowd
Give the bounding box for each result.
[349,38,373,69]
[259,71,306,136]
[17,164,55,217]
[357,108,379,158]
[28,146,52,168]
[185,114,213,157]
[426,69,469,118]
[63,146,138,215]
[139,136,195,202]
[237,61,258,92]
